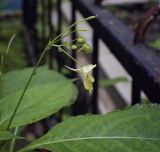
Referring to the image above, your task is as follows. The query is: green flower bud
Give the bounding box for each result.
[71,45,77,50]
[82,43,92,53]
[77,37,86,44]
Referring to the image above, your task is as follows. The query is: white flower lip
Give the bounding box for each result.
[81,64,96,74]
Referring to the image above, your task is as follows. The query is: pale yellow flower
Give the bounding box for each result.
[66,64,96,93]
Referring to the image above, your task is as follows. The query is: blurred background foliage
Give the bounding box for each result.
[0,17,27,73]
[0,0,27,73]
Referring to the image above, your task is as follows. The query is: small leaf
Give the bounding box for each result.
[99,77,128,88]
[20,104,160,152]
[149,39,160,51]
[71,45,77,50]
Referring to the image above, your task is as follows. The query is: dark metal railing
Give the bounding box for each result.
[69,0,160,106]
[22,0,160,116]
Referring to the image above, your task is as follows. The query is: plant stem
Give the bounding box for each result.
[52,16,96,43]
[0,34,16,79]
[9,127,19,152]
[53,44,79,65]
[7,46,48,130]
[54,29,87,44]
[69,16,96,29]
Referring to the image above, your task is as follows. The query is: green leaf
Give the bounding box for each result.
[0,66,69,98]
[0,131,14,140]
[20,104,160,152]
[0,66,78,130]
[99,77,128,88]
[149,39,160,51]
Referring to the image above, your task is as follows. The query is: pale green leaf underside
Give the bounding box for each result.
[20,104,160,152]
[0,131,14,140]
[0,67,77,130]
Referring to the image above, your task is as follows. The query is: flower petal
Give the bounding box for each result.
[65,65,81,73]
[84,74,95,93]
[81,64,96,74]
[66,64,96,93]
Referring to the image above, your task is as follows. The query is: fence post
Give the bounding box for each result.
[71,0,77,77]
[91,30,99,113]
[56,0,63,72]
[131,79,141,105]
[48,0,54,69]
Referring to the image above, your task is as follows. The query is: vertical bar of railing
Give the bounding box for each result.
[41,0,51,133]
[57,0,62,35]
[41,0,46,42]
[57,0,62,72]
[48,0,54,37]
[33,0,38,62]
[71,0,90,115]
[71,0,77,75]
[41,0,47,58]
[131,79,141,105]
[48,0,54,69]
[22,0,37,65]
[56,0,63,121]
[91,31,99,114]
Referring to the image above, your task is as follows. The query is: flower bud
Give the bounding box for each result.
[82,43,92,53]
[77,37,86,44]
[71,45,77,50]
